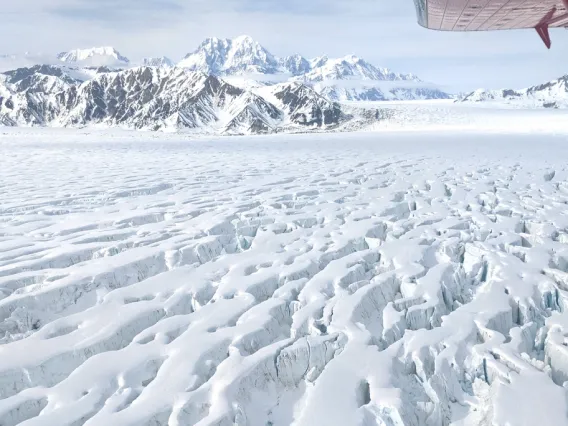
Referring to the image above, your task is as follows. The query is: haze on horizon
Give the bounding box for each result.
[2,0,568,92]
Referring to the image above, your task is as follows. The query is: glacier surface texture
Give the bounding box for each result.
[1,132,568,425]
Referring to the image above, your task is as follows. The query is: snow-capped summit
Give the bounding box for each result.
[0,36,451,105]
[142,56,174,68]
[178,35,279,75]
[301,55,418,83]
[173,36,450,101]
[280,54,311,76]
[225,35,279,74]
[57,47,130,68]
[290,55,441,102]
[178,37,231,74]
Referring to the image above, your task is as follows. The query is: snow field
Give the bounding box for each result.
[1,131,568,425]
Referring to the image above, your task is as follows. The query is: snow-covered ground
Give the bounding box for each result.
[2,126,568,426]
[350,100,568,133]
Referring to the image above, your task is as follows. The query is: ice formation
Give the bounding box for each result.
[1,131,568,425]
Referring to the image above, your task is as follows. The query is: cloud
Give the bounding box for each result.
[232,0,340,15]
[48,0,184,25]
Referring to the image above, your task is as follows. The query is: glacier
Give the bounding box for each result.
[1,128,568,425]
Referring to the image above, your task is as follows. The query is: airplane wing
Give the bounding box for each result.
[414,0,568,48]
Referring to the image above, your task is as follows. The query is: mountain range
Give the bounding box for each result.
[3,36,565,135]
[175,36,449,101]
[460,74,568,109]
[0,36,453,134]
[0,36,451,103]
[0,65,385,134]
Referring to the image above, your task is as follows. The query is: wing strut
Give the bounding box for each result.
[535,23,552,48]
[535,8,557,48]
[536,3,568,49]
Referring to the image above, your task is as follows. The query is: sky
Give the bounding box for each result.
[2,0,568,92]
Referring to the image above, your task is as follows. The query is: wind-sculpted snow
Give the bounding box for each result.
[1,132,568,425]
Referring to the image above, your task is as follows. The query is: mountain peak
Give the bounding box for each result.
[300,54,419,84]
[343,54,362,63]
[233,35,256,44]
[197,37,231,50]
[172,37,440,100]
[179,35,278,75]
[281,54,311,76]
[57,47,130,67]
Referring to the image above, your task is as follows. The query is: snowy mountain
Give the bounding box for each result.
[279,54,312,76]
[178,36,280,75]
[3,65,80,88]
[314,83,451,102]
[0,37,453,122]
[299,55,417,82]
[271,82,346,127]
[176,37,418,82]
[176,36,450,101]
[460,74,568,108]
[0,65,378,134]
[142,57,174,68]
[1,37,451,103]
[297,55,449,101]
[57,47,130,68]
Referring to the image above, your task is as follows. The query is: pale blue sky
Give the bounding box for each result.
[2,0,567,92]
